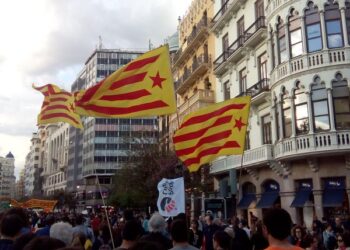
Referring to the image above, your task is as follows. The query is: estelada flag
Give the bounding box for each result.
[75,45,176,118]
[33,84,83,129]
[173,96,251,172]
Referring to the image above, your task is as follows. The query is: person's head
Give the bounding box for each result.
[122,219,143,242]
[263,208,292,242]
[205,214,213,225]
[1,214,24,239]
[129,240,163,250]
[5,208,28,228]
[71,233,86,248]
[337,232,350,248]
[23,236,65,250]
[75,215,84,226]
[213,230,231,250]
[170,219,188,243]
[123,210,134,221]
[325,223,333,232]
[335,217,342,226]
[292,225,304,239]
[190,220,199,230]
[148,213,166,233]
[50,222,73,246]
[240,219,248,228]
[13,233,36,250]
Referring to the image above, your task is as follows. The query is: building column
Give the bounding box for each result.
[284,24,291,61]
[300,17,308,54]
[313,190,324,220]
[306,92,314,134]
[320,11,328,50]
[280,191,297,223]
[327,88,336,131]
[290,97,297,137]
[273,31,279,66]
[341,8,349,46]
[278,100,284,139]
[270,107,278,143]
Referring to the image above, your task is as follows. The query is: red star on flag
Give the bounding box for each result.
[150,71,166,89]
[234,117,246,131]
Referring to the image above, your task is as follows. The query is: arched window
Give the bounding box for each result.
[277,17,287,63]
[324,0,343,48]
[274,98,281,140]
[305,2,322,52]
[332,73,350,129]
[311,78,330,131]
[282,88,292,138]
[294,82,309,134]
[346,1,350,45]
[270,29,276,68]
[289,9,303,58]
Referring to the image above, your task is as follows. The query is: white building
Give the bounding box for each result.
[210,0,350,225]
[0,152,16,198]
[24,132,41,197]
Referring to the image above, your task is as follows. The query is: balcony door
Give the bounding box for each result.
[237,16,245,45]
[239,67,247,94]
[255,0,264,27]
[222,33,229,60]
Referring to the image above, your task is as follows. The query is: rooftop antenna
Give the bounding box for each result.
[98,35,103,50]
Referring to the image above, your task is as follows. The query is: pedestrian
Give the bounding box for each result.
[250,221,269,250]
[323,223,336,250]
[291,225,308,248]
[212,230,231,250]
[170,219,199,250]
[36,215,55,237]
[50,222,74,247]
[115,219,143,250]
[22,236,65,250]
[203,214,220,250]
[0,214,24,250]
[188,220,203,248]
[335,232,350,250]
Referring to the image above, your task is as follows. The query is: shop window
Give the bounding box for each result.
[289,10,303,58]
[294,82,309,134]
[332,73,350,129]
[324,1,343,48]
[311,79,330,131]
[305,2,322,52]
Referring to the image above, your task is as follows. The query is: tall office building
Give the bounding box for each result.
[0,152,16,198]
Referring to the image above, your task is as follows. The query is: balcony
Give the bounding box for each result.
[271,47,350,86]
[210,144,274,174]
[214,17,267,76]
[239,78,270,105]
[275,131,350,160]
[176,54,211,95]
[174,16,210,67]
[211,0,248,34]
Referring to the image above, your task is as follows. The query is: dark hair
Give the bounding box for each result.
[340,232,350,247]
[213,230,231,250]
[1,214,24,237]
[263,208,292,241]
[5,208,28,227]
[130,240,162,250]
[123,210,134,221]
[13,233,36,250]
[23,236,65,250]
[75,215,84,225]
[206,214,214,221]
[171,219,188,242]
[122,219,143,241]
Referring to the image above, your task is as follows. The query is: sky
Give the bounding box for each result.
[0,0,191,178]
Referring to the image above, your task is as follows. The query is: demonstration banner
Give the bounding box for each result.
[157,177,185,217]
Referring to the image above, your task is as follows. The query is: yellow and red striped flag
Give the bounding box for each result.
[75,45,176,118]
[33,84,83,129]
[173,96,251,172]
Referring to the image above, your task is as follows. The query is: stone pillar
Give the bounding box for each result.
[327,88,336,131]
[313,190,324,220]
[341,8,349,46]
[280,191,297,223]
[319,11,328,50]
[300,17,308,54]
[306,91,314,134]
[271,107,278,143]
[273,31,279,65]
[290,97,297,137]
[284,24,291,61]
[278,100,284,139]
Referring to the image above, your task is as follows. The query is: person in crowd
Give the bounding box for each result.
[170,219,198,250]
[140,213,172,250]
[12,233,35,250]
[344,215,350,232]
[249,212,258,227]
[70,233,86,250]
[142,213,150,233]
[5,208,30,235]
[212,230,231,250]
[92,225,113,250]
[305,235,325,250]
[250,221,269,250]
[228,216,251,250]
[240,219,251,238]
[115,219,143,250]
[36,215,55,237]
[50,222,74,247]
[72,215,94,243]
[262,208,303,250]
[129,240,163,250]
[203,214,220,250]
[336,232,350,250]
[188,219,203,249]
[291,225,308,248]
[0,214,25,250]
[323,223,336,250]
[91,215,101,238]
[22,236,65,250]
[335,217,345,235]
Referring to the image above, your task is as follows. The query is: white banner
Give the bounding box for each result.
[157,177,185,217]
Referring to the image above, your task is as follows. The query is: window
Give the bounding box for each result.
[237,17,245,46]
[305,2,322,52]
[294,82,309,134]
[255,0,264,19]
[332,73,350,129]
[325,1,343,48]
[223,81,230,100]
[277,18,287,63]
[346,1,350,45]
[239,68,247,94]
[222,33,229,60]
[312,79,330,131]
[289,10,303,58]
[258,52,268,80]
[262,114,272,144]
[282,89,292,138]
[270,30,276,68]
[245,131,250,150]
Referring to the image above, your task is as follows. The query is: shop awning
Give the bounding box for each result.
[322,189,345,207]
[256,192,279,208]
[290,190,312,207]
[237,194,256,209]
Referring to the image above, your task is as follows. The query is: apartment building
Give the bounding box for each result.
[0,152,16,198]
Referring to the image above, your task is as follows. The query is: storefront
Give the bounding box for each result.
[291,179,314,226]
[256,180,281,213]
[237,182,257,222]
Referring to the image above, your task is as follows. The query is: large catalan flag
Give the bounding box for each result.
[173,96,251,172]
[75,45,176,118]
[33,84,83,129]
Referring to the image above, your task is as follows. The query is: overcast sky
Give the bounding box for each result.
[0,0,191,178]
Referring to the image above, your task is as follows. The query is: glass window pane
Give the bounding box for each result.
[326,20,342,34]
[336,114,350,129]
[296,104,308,119]
[313,101,329,116]
[292,43,303,57]
[280,50,288,62]
[296,118,309,134]
[312,89,327,100]
[334,99,350,113]
[307,24,321,39]
[314,116,330,131]
[291,29,302,44]
[333,86,349,97]
[308,38,322,52]
[295,93,307,105]
[279,37,286,50]
[328,34,343,48]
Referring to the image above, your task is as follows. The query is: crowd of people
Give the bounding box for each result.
[0,206,349,250]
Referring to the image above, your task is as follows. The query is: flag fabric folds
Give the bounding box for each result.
[173,96,251,172]
[157,177,185,217]
[75,45,176,118]
[33,84,83,129]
